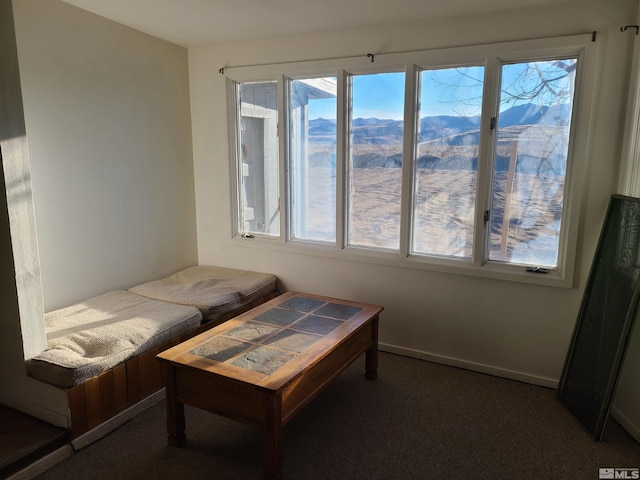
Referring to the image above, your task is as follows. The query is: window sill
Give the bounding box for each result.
[230,234,575,288]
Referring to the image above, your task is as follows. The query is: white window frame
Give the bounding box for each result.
[226,33,598,287]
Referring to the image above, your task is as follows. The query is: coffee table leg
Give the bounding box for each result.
[365,315,379,380]
[163,364,186,447]
[168,401,186,447]
[263,394,283,480]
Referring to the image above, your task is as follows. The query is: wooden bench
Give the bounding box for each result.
[26,266,278,441]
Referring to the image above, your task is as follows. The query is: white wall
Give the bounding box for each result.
[0,0,197,425]
[189,0,639,438]
[0,0,69,426]
[13,0,198,312]
[0,0,45,362]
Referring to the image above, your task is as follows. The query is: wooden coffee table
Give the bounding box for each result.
[157,291,383,479]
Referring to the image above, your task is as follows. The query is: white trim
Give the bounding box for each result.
[379,342,558,388]
[553,33,600,286]
[6,445,74,480]
[0,387,68,429]
[226,76,242,238]
[222,33,594,80]
[611,406,640,444]
[400,64,418,257]
[70,389,165,450]
[336,70,348,249]
[229,234,575,288]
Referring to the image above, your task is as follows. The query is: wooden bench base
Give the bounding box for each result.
[67,291,279,438]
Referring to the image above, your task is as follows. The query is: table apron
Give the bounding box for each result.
[281,318,376,424]
[174,366,272,428]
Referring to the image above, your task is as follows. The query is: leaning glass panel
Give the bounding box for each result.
[348,72,404,250]
[412,66,484,258]
[289,77,337,242]
[489,58,577,267]
[237,81,280,236]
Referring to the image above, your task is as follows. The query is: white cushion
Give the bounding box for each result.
[28,290,202,388]
[128,265,277,321]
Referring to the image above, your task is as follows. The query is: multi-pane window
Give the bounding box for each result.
[228,34,594,284]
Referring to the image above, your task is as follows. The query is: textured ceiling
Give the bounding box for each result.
[61,0,601,48]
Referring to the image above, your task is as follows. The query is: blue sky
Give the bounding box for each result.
[352,72,406,120]
[307,60,576,121]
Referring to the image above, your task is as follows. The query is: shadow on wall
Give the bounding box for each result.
[1,0,27,142]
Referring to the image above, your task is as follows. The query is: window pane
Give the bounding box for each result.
[412,66,484,258]
[289,78,337,242]
[348,72,404,250]
[489,59,577,267]
[238,81,280,236]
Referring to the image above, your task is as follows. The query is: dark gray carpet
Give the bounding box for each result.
[35,352,639,479]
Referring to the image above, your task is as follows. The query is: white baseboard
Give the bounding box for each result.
[380,343,640,443]
[0,388,68,429]
[379,342,559,388]
[5,390,167,479]
[71,389,166,450]
[6,445,74,480]
[611,406,640,444]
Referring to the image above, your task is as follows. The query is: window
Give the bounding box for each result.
[227,34,596,286]
[348,72,405,250]
[289,77,337,242]
[236,81,280,236]
[488,59,577,268]
[412,66,484,258]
